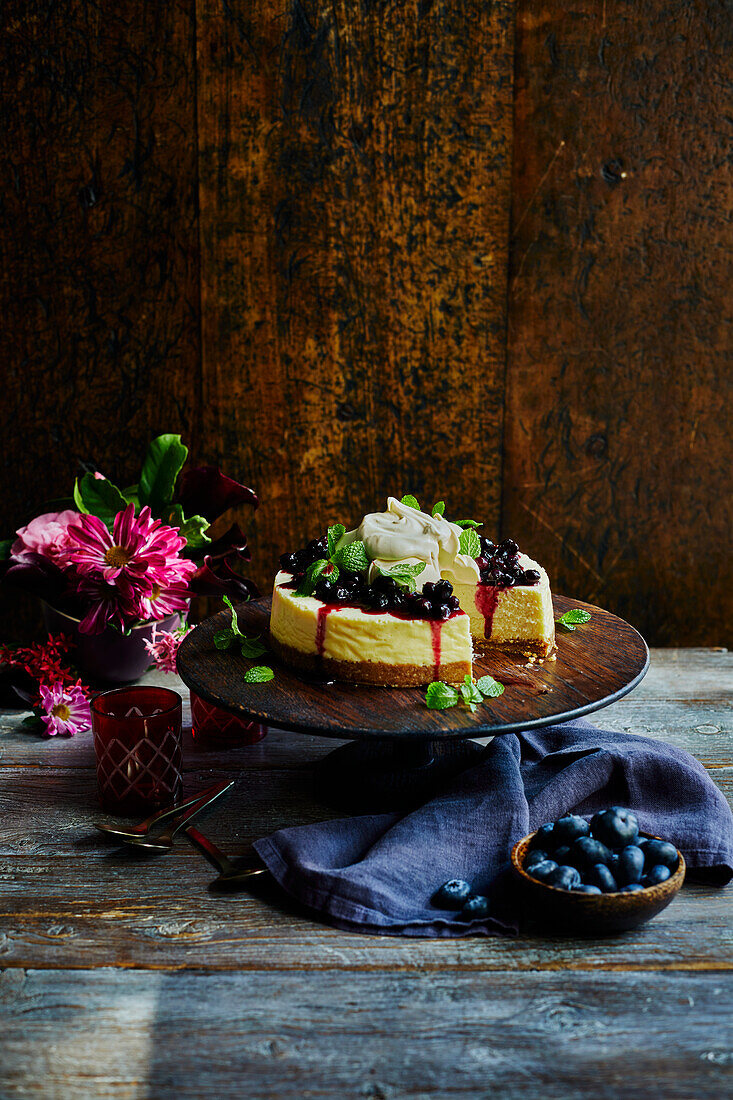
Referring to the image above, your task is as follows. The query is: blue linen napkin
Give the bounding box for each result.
[254,720,733,936]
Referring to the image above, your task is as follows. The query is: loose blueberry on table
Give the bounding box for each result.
[523,807,680,895]
[432,880,491,919]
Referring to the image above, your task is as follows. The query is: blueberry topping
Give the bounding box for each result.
[499,538,518,554]
[462,894,491,918]
[432,879,472,909]
[522,569,541,585]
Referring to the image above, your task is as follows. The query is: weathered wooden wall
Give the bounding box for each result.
[1,0,731,644]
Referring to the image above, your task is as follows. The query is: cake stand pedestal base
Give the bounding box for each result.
[313,737,488,812]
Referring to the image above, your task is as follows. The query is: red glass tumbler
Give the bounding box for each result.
[190,691,267,748]
[91,686,183,815]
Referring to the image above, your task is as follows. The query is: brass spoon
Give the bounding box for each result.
[112,784,235,852]
[184,825,267,890]
[94,779,234,842]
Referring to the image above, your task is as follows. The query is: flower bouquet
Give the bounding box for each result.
[1,434,258,682]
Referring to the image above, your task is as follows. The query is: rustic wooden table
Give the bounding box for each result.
[1,649,731,1099]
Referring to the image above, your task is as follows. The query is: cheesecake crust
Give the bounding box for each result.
[474,636,556,659]
[269,635,471,687]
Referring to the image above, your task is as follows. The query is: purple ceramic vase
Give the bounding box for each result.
[41,602,181,684]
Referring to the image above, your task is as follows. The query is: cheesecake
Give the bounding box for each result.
[269,496,555,686]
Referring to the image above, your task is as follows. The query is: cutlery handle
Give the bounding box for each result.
[144,779,234,832]
[166,781,235,838]
[184,824,233,874]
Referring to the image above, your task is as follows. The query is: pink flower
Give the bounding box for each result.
[12,510,81,563]
[75,574,139,635]
[144,625,189,674]
[134,571,195,622]
[38,680,91,737]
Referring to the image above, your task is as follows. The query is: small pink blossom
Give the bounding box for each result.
[12,510,81,563]
[144,625,189,674]
[38,680,91,737]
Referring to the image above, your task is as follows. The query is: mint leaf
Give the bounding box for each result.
[476,674,505,698]
[222,595,240,635]
[556,609,592,632]
[459,528,481,558]
[375,561,426,591]
[454,519,482,529]
[74,473,128,526]
[460,675,484,711]
[214,628,235,650]
[0,539,12,561]
[333,539,369,573]
[432,501,445,517]
[240,637,268,659]
[295,558,336,597]
[243,666,274,683]
[327,523,346,557]
[138,434,189,514]
[400,494,421,511]
[425,681,459,709]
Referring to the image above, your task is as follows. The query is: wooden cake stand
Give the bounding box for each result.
[177,595,649,810]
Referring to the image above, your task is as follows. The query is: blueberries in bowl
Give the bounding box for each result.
[520,809,681,897]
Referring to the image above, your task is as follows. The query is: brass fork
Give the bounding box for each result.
[184,825,267,890]
[94,779,234,846]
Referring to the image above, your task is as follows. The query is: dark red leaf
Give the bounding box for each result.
[2,554,67,604]
[177,466,258,523]
[189,556,260,602]
[200,523,252,565]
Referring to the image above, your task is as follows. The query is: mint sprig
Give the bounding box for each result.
[400,494,421,511]
[215,595,269,658]
[375,561,426,591]
[556,609,592,632]
[243,666,274,683]
[295,558,339,597]
[327,523,346,557]
[333,540,369,573]
[432,500,445,517]
[425,673,504,710]
[458,528,481,558]
[454,519,482,530]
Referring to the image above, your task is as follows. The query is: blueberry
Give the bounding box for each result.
[643,865,672,886]
[642,839,679,871]
[414,596,433,617]
[499,538,519,555]
[279,551,299,571]
[553,845,572,864]
[475,555,490,572]
[586,863,618,893]
[607,852,621,876]
[545,865,581,891]
[432,879,472,909]
[422,582,437,597]
[531,823,557,852]
[333,585,351,604]
[553,814,591,845]
[525,849,548,870]
[571,836,613,869]
[619,883,645,893]
[590,807,639,849]
[447,596,460,611]
[314,578,337,602]
[527,859,559,883]
[434,604,452,621]
[434,579,453,599]
[573,884,602,895]
[370,592,391,611]
[617,845,645,886]
[462,894,491,918]
[523,569,541,585]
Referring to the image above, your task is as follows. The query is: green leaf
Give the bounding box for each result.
[121,484,140,508]
[240,637,268,659]
[400,494,421,511]
[476,674,505,699]
[74,473,129,526]
[557,609,591,629]
[460,675,484,711]
[243,665,274,683]
[178,513,211,548]
[22,713,42,728]
[425,681,460,710]
[432,501,445,517]
[222,595,240,635]
[454,519,482,529]
[0,539,12,561]
[214,628,235,650]
[333,540,369,573]
[459,528,482,558]
[295,558,336,597]
[138,434,189,514]
[375,561,426,591]
[327,523,346,557]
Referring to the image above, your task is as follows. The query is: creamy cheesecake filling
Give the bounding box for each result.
[451,555,555,653]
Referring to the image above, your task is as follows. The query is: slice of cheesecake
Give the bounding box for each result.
[269,496,555,686]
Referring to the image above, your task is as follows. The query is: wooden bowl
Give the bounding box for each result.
[510,831,685,935]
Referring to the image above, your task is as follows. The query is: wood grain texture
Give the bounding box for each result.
[504,0,733,646]
[0,1,201,636]
[195,0,515,589]
[1,969,732,1100]
[177,594,649,737]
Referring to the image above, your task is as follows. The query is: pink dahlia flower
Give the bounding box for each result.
[134,570,195,622]
[65,503,189,588]
[12,510,81,563]
[75,575,139,635]
[38,680,91,737]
